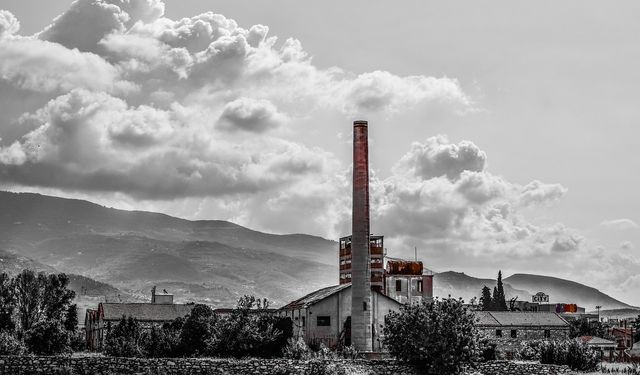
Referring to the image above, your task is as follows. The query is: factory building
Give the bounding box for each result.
[280,120,434,353]
[279,284,401,351]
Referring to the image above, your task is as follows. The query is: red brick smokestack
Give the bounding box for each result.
[351,120,372,351]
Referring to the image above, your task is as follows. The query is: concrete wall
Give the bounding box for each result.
[280,288,402,351]
[0,357,572,375]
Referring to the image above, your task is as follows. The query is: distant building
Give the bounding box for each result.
[578,336,617,360]
[384,259,433,305]
[278,284,401,351]
[85,287,194,351]
[475,311,570,354]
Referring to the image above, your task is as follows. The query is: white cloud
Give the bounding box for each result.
[217,97,287,133]
[600,218,639,230]
[0,10,20,39]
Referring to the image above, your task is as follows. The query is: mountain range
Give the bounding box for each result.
[0,191,636,315]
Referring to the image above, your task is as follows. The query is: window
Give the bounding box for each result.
[511,330,517,338]
[316,316,331,326]
[544,329,550,338]
[417,280,423,293]
[396,280,402,292]
[301,317,306,327]
[495,329,502,337]
[363,302,367,311]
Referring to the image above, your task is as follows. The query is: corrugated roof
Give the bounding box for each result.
[474,311,569,327]
[281,284,351,310]
[100,303,195,322]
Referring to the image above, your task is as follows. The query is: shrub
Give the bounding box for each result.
[142,324,182,358]
[478,339,497,362]
[179,304,215,356]
[538,340,599,371]
[207,296,292,358]
[104,316,143,357]
[0,331,27,355]
[383,297,478,375]
[24,320,70,355]
[283,336,311,359]
[69,328,86,352]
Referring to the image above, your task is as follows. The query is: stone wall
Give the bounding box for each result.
[478,327,570,353]
[0,356,413,375]
[0,357,573,375]
[469,360,572,375]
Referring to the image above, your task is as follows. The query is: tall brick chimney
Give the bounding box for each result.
[351,120,372,352]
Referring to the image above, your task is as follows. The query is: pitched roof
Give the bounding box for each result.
[100,303,195,322]
[474,311,500,326]
[281,284,350,310]
[474,311,569,327]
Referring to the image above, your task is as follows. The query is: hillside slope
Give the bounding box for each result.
[504,273,632,311]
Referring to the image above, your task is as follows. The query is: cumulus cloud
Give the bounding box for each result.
[393,135,487,180]
[217,97,287,133]
[600,218,639,230]
[0,10,20,39]
[551,234,582,252]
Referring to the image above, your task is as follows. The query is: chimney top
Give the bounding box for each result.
[353,120,368,127]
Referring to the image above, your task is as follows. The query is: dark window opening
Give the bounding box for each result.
[511,330,517,338]
[317,316,331,326]
[496,329,502,337]
[544,329,550,338]
[395,280,402,292]
[363,302,367,311]
[417,280,423,293]
[301,317,306,327]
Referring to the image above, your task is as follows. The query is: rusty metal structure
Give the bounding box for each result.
[350,120,373,352]
[339,235,385,293]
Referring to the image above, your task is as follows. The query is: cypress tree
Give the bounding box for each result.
[494,271,508,311]
[480,286,493,311]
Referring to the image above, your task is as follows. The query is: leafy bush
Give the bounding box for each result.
[383,297,478,375]
[24,320,70,355]
[142,324,182,358]
[69,328,86,352]
[0,331,27,355]
[104,316,143,357]
[179,304,216,356]
[478,339,497,362]
[282,336,311,360]
[206,296,292,358]
[537,340,599,371]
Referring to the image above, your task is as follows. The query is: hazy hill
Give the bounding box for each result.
[433,271,532,303]
[434,271,635,313]
[504,273,633,311]
[0,191,337,307]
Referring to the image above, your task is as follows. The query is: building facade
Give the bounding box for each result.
[475,311,570,354]
[85,289,194,351]
[384,260,433,305]
[278,284,402,351]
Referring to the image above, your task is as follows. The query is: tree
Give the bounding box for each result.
[207,295,292,358]
[568,317,606,339]
[383,298,478,375]
[105,316,142,357]
[64,304,78,331]
[480,286,492,311]
[24,320,70,355]
[142,324,182,358]
[179,304,216,356]
[0,331,26,355]
[0,273,15,331]
[492,271,508,311]
[11,270,75,333]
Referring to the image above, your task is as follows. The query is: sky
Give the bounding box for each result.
[1,0,639,305]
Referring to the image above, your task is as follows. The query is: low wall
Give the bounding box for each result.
[469,360,572,375]
[0,357,573,375]
[0,356,412,375]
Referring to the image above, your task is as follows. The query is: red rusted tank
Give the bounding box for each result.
[386,260,423,275]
